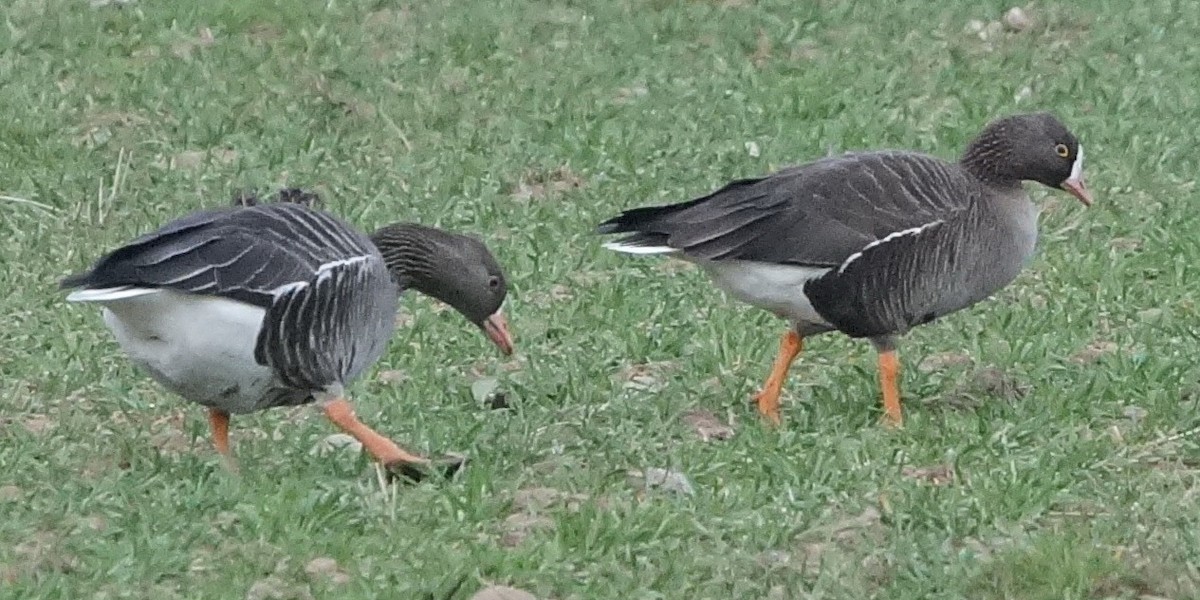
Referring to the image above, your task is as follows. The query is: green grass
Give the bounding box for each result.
[2,0,1200,597]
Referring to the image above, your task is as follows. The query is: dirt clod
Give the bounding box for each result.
[681,409,735,442]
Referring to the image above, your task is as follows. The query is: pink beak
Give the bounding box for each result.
[481,310,514,356]
[1061,178,1093,207]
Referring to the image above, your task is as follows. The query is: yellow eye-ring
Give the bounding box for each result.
[1055,143,1070,158]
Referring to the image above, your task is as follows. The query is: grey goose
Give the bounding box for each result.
[597,112,1091,427]
[62,198,513,479]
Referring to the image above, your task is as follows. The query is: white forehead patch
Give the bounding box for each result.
[1069,144,1084,181]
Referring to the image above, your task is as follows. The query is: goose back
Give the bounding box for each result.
[63,203,379,307]
[597,151,977,267]
[64,202,399,405]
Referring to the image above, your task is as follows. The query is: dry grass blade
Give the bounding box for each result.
[93,147,128,226]
[0,195,57,213]
[378,111,413,153]
[1090,425,1200,471]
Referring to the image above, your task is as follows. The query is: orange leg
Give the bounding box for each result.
[752,330,804,426]
[878,350,903,428]
[207,408,239,472]
[207,408,232,457]
[322,398,429,468]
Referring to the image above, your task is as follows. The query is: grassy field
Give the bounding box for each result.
[2,0,1200,598]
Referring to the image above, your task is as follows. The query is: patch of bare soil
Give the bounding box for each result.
[498,487,590,548]
[680,409,735,442]
[932,365,1030,411]
[509,166,586,201]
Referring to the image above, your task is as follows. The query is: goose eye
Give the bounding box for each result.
[1055,143,1070,158]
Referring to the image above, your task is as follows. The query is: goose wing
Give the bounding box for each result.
[598,151,978,268]
[62,203,379,308]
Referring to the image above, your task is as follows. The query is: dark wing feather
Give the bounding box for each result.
[59,209,227,289]
[597,151,979,267]
[61,203,377,308]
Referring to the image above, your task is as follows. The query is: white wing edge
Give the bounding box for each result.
[66,286,160,302]
[602,241,678,255]
[837,220,944,274]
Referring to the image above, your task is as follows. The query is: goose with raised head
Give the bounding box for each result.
[598,112,1092,427]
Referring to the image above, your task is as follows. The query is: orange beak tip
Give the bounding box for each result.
[1062,178,1094,207]
[482,311,514,356]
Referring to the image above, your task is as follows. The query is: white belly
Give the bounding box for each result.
[700,260,833,327]
[80,289,283,414]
